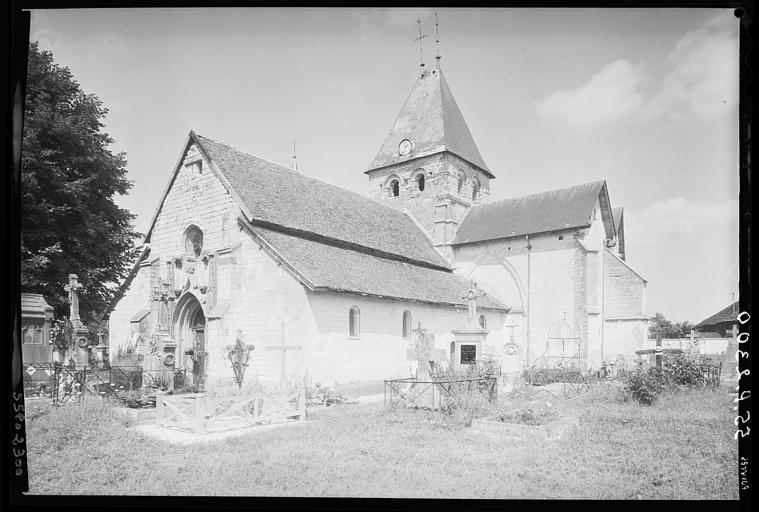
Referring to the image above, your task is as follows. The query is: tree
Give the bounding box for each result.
[648,313,695,339]
[21,41,141,325]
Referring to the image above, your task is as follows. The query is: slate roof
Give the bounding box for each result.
[21,293,53,316]
[195,134,451,271]
[696,301,740,328]
[453,181,610,245]
[366,68,493,177]
[251,225,506,310]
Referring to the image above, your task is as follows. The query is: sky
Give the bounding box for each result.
[28,7,741,324]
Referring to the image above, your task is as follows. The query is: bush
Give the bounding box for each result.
[624,365,665,405]
[664,355,711,386]
[624,355,718,405]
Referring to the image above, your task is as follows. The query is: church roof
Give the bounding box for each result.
[696,301,740,328]
[612,207,624,231]
[249,224,506,310]
[365,68,493,178]
[189,133,452,271]
[452,180,612,245]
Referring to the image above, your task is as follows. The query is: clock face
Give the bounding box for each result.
[398,139,413,156]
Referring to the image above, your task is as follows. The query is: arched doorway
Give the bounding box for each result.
[174,293,207,389]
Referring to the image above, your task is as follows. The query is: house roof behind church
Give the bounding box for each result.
[453,180,609,245]
[696,301,740,329]
[365,69,493,177]
[194,134,451,271]
[252,225,506,310]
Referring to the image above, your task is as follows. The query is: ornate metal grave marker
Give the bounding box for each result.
[227,330,255,389]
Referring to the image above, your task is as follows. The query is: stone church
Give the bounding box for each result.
[107,65,647,391]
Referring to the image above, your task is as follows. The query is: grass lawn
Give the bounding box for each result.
[24,383,738,499]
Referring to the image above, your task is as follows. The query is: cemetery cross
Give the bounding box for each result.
[265,321,302,389]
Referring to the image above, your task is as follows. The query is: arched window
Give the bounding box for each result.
[390,179,400,197]
[472,177,481,201]
[402,310,412,338]
[349,306,360,338]
[457,172,465,193]
[184,225,204,258]
[479,314,487,329]
[414,172,425,192]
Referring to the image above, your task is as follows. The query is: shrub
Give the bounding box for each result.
[664,355,710,387]
[624,364,665,405]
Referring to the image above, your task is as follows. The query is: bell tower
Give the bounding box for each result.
[365,67,495,261]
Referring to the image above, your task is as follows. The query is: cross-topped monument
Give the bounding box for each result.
[64,274,84,328]
[461,280,486,323]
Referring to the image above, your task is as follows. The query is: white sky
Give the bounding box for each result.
[28,7,741,324]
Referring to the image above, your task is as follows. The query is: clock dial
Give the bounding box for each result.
[398,139,413,156]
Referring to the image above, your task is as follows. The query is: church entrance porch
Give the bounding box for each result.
[174,293,207,390]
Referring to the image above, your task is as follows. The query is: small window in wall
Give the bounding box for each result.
[461,344,477,364]
[558,235,564,241]
[415,173,425,192]
[478,314,487,329]
[472,177,481,201]
[389,179,400,197]
[184,225,204,258]
[402,310,412,338]
[349,306,360,339]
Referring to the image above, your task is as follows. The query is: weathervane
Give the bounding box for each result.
[414,18,427,70]
[434,11,441,68]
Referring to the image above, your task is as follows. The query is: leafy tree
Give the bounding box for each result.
[21,41,140,326]
[648,313,695,339]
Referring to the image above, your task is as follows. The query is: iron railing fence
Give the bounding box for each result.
[22,363,189,406]
[384,376,497,410]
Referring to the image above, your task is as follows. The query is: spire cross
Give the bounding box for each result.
[292,140,298,171]
[434,11,441,67]
[414,18,427,69]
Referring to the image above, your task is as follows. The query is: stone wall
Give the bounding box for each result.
[451,201,636,370]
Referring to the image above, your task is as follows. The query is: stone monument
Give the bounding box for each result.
[451,281,490,367]
[64,274,92,366]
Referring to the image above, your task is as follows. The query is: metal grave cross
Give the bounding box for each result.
[265,321,302,388]
[227,329,255,389]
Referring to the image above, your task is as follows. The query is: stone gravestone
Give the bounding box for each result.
[411,322,441,409]
[500,343,521,392]
[413,322,434,380]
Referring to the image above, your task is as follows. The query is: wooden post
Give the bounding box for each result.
[299,380,306,421]
[655,330,663,371]
[196,396,206,434]
[156,392,164,421]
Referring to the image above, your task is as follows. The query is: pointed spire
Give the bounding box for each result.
[365,68,493,177]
